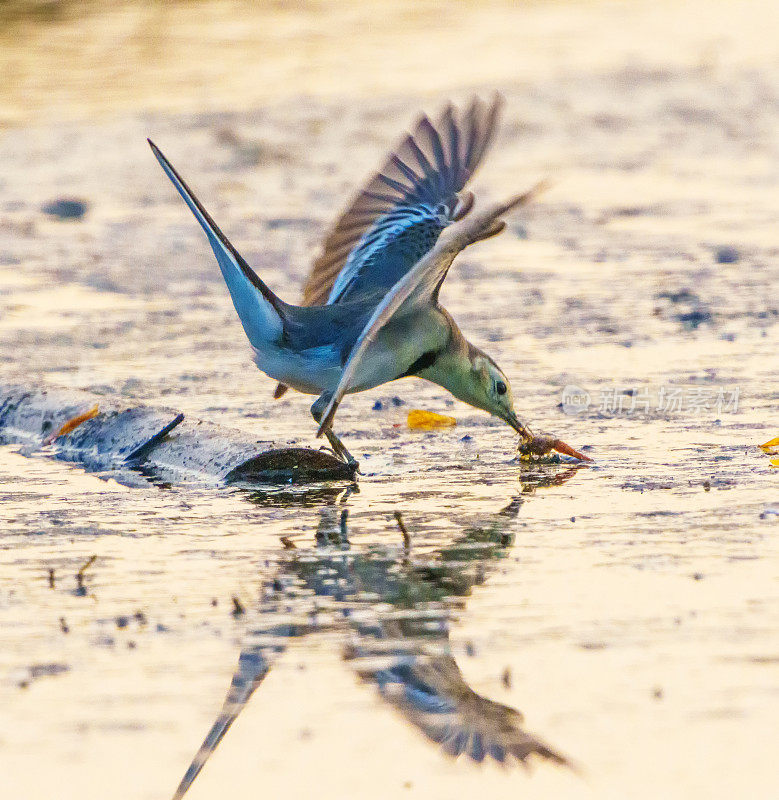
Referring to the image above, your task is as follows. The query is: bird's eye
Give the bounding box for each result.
[495,380,507,396]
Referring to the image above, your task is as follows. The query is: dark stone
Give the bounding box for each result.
[41,198,88,220]
[656,289,697,303]
[677,309,712,328]
[715,246,739,264]
[29,663,70,678]
[226,447,356,483]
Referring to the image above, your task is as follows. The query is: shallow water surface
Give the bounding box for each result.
[1,412,776,799]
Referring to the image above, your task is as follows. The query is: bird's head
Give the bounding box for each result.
[438,344,531,438]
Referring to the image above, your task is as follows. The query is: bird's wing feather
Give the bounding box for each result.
[273,96,502,398]
[359,654,570,767]
[302,94,504,307]
[148,140,286,349]
[316,183,548,435]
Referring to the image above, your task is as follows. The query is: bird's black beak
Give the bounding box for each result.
[505,410,532,440]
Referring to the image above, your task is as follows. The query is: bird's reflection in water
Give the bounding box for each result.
[172,466,582,799]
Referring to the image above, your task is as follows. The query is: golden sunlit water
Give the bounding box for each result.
[1,1,777,798]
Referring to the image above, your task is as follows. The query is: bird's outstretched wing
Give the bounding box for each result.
[303,94,504,307]
[316,183,548,434]
[273,95,503,399]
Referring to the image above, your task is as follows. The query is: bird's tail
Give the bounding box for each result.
[149,139,287,350]
[171,648,273,800]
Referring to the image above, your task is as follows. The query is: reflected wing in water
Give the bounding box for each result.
[347,646,569,768]
[172,487,578,798]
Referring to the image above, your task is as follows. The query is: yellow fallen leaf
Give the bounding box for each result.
[44,404,99,445]
[759,435,779,454]
[770,458,779,469]
[407,409,457,430]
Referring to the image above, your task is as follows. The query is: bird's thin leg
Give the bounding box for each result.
[311,394,359,471]
[324,428,359,467]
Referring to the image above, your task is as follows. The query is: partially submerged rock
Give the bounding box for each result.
[0,383,355,485]
[40,198,88,220]
[137,416,356,484]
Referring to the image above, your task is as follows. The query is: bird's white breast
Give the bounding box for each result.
[252,308,450,398]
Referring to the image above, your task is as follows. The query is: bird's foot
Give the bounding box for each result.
[319,444,360,473]
[344,455,361,474]
[323,430,361,474]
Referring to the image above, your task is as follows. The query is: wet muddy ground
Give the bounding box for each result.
[1,1,778,798]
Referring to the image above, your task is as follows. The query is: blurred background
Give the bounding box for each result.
[2,0,776,121]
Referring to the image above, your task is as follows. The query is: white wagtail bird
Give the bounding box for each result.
[149,95,590,469]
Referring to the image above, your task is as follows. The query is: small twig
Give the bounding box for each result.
[75,555,97,590]
[231,596,245,616]
[47,568,55,589]
[394,511,411,551]
[124,413,185,464]
[501,666,512,690]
